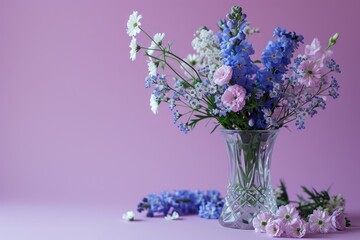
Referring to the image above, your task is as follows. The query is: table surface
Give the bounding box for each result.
[0,203,359,240]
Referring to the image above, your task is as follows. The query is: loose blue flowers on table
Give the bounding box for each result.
[137,190,224,219]
[126,5,348,238]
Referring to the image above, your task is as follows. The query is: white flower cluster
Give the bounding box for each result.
[189,28,222,81]
[326,194,345,213]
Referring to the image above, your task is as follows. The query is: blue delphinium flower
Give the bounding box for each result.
[258,28,304,87]
[205,190,222,203]
[137,189,224,219]
[172,190,192,214]
[148,193,169,217]
[137,197,148,213]
[218,6,258,94]
[198,190,224,219]
[250,28,304,129]
[198,200,224,219]
[160,191,176,216]
[190,190,206,211]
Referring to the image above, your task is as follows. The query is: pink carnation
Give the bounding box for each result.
[331,210,346,231]
[308,210,331,233]
[221,85,246,112]
[277,204,299,225]
[285,218,307,238]
[213,65,233,86]
[265,219,284,237]
[252,212,273,233]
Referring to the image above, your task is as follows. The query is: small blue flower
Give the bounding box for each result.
[173,110,181,124]
[329,76,340,99]
[326,59,341,73]
[145,74,158,88]
[178,123,190,134]
[199,201,223,219]
[205,190,221,203]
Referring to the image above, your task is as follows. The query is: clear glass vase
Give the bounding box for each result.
[219,129,279,229]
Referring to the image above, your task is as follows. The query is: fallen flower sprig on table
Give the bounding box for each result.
[275,180,350,222]
[253,204,350,238]
[251,180,351,238]
[136,190,224,219]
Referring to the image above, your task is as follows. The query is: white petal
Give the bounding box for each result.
[122,211,135,221]
[164,211,179,221]
[150,94,159,114]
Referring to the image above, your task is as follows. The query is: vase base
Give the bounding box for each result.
[218,186,277,229]
[219,217,254,230]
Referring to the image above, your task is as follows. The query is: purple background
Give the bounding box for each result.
[1,0,360,216]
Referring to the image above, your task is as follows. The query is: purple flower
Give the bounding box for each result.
[298,60,322,88]
[304,38,333,67]
[308,210,331,233]
[213,65,233,86]
[252,212,273,233]
[277,204,300,225]
[305,38,321,59]
[331,210,346,231]
[221,85,246,112]
[285,218,307,238]
[265,219,284,237]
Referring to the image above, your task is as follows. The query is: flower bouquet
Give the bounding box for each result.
[127,6,341,230]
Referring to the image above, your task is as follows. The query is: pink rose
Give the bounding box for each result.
[331,210,346,231]
[213,65,233,86]
[221,85,246,112]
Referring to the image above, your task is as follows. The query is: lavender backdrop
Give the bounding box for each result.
[0,0,359,212]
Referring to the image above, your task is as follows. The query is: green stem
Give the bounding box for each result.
[166,52,202,81]
[139,27,162,49]
[165,54,197,80]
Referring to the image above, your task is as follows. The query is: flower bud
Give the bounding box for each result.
[231,6,241,14]
[327,33,339,49]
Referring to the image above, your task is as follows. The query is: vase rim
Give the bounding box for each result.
[220,128,280,133]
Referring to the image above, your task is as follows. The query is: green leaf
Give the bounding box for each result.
[301,186,316,199]
[210,124,220,134]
